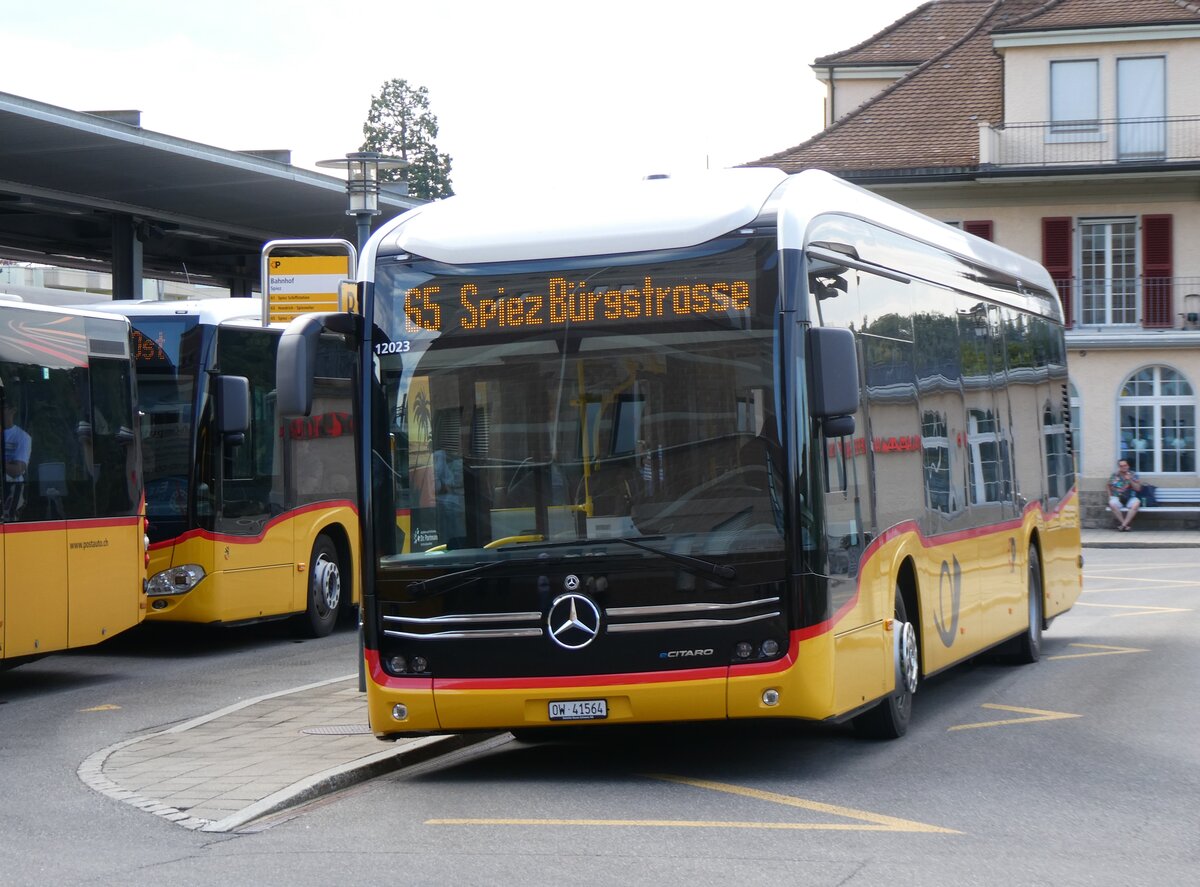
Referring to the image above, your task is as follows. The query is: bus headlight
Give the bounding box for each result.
[146,564,206,596]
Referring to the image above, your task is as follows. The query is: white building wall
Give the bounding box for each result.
[1001,37,1200,122]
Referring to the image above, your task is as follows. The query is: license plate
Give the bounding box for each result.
[548,699,608,721]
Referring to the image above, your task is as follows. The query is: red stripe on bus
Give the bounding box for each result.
[792,489,1077,643]
[147,499,358,550]
[3,515,142,534]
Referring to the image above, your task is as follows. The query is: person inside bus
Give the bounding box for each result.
[1107,458,1142,531]
[433,439,464,547]
[3,399,31,520]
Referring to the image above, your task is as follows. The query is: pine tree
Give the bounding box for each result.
[361,79,454,200]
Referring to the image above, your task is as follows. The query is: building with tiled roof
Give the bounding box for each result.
[750,0,1200,526]
[812,0,992,125]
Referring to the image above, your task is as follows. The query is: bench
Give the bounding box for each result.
[1119,487,1200,514]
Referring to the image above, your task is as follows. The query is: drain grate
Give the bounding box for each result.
[301,724,373,736]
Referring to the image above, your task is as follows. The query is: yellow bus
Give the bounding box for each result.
[280,168,1082,738]
[1,300,146,666]
[90,299,358,637]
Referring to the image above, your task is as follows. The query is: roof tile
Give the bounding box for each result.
[815,0,990,66]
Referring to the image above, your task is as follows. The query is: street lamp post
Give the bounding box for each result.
[316,151,410,254]
[313,149,407,697]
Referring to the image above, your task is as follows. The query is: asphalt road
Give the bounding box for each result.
[2,548,1197,886]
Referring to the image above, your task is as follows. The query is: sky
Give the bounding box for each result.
[1,0,910,196]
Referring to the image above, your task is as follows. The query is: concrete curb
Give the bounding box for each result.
[200,732,489,832]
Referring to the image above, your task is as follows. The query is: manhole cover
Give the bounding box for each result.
[301,724,373,736]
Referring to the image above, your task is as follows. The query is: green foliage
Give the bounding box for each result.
[362,78,454,200]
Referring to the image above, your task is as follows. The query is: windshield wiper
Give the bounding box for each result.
[407,556,561,599]
[608,536,737,582]
[405,535,735,599]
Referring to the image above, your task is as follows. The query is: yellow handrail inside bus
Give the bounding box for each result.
[484,534,545,549]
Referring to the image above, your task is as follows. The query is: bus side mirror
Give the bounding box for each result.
[217,374,250,445]
[822,415,857,438]
[806,326,859,434]
[277,311,363,418]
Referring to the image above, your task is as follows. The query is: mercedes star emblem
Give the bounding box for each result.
[547,592,601,650]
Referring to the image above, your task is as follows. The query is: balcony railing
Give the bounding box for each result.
[980,117,1200,170]
[1050,276,1200,330]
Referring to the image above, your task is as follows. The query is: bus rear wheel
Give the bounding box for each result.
[853,585,918,740]
[301,534,341,638]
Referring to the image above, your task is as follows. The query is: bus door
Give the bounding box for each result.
[66,351,142,647]
[813,324,888,715]
[208,330,293,622]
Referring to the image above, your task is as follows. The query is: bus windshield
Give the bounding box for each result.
[370,235,785,567]
[131,317,201,538]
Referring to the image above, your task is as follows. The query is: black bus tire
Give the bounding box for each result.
[1012,545,1043,664]
[853,585,918,740]
[301,534,341,638]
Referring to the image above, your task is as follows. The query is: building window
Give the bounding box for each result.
[1118,366,1195,474]
[1050,59,1099,132]
[1080,218,1137,326]
[1117,56,1165,161]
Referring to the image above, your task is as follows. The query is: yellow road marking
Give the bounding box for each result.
[79,704,121,712]
[1075,602,1191,617]
[647,775,958,833]
[427,775,960,834]
[427,818,936,831]
[949,703,1081,732]
[1048,643,1149,660]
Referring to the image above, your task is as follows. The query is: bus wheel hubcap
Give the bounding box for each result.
[898,621,919,695]
[313,555,341,612]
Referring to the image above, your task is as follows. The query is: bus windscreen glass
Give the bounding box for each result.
[370,235,786,566]
[130,317,201,536]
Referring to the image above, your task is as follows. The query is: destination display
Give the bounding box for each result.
[130,318,195,368]
[400,271,753,335]
[132,327,170,364]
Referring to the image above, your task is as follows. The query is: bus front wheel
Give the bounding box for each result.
[302,534,342,638]
[853,585,918,740]
[1009,545,1043,664]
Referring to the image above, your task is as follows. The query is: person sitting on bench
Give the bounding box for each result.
[1107,458,1143,532]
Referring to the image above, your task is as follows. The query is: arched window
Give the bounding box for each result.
[1118,367,1195,474]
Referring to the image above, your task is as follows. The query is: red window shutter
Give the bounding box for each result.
[1042,217,1073,328]
[963,220,993,241]
[1142,214,1173,329]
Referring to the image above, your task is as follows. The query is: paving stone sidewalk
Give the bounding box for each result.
[77,674,474,833]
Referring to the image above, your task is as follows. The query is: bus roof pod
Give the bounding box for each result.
[376,168,789,265]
